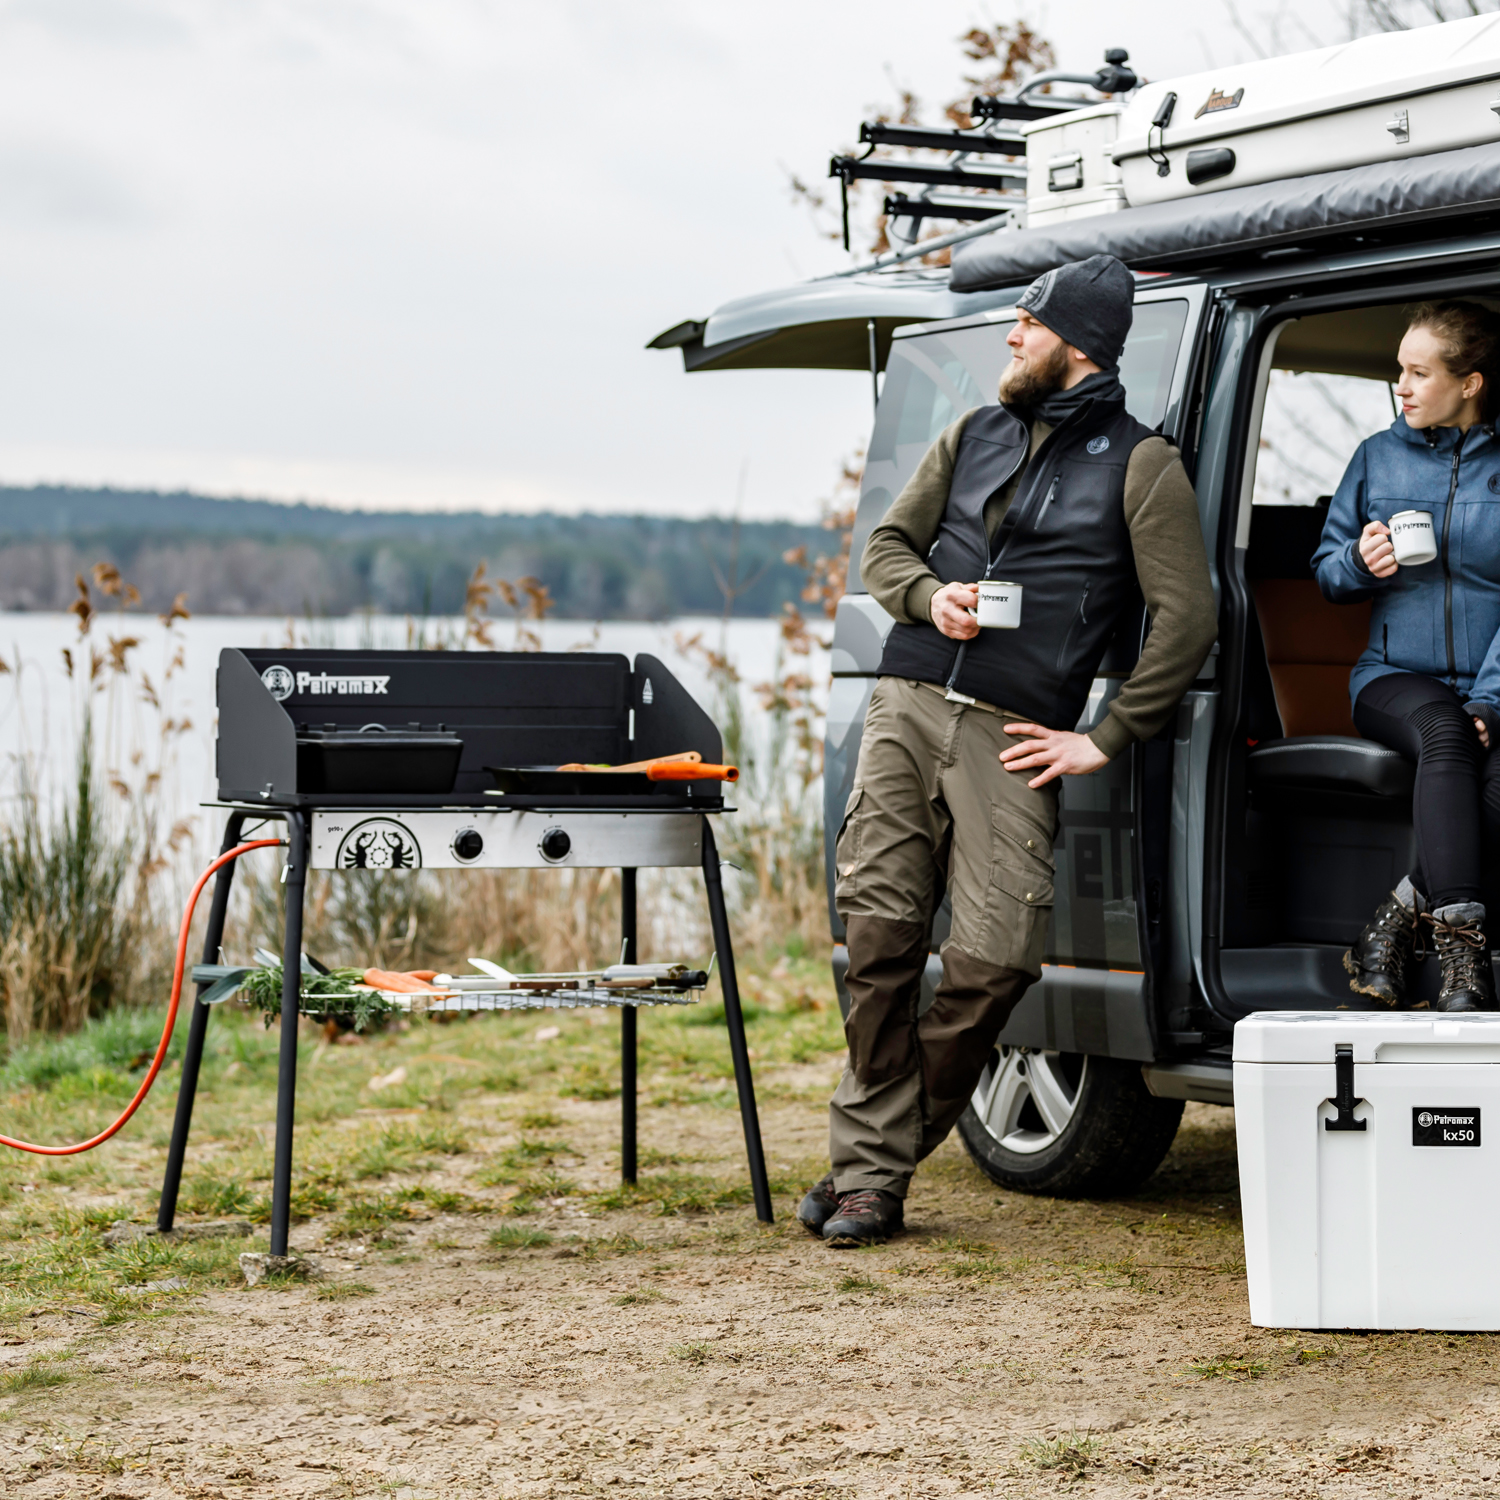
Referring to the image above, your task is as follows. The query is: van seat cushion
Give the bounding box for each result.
[1250,578,1371,737]
[1247,736,1414,799]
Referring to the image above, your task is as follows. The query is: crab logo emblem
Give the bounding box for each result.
[336,818,422,870]
[261,664,295,701]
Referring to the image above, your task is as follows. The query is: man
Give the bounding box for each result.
[800,253,1218,1246]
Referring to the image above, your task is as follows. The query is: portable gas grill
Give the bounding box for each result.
[156,648,772,1256]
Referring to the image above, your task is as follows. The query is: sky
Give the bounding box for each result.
[0,0,1356,522]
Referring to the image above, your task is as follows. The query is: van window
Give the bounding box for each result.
[1254,370,1396,507]
[868,300,1190,475]
[851,300,1190,588]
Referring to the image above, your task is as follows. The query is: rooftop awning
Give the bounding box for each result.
[951,140,1500,292]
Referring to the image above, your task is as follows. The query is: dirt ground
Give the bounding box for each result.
[5,1013,1500,1498]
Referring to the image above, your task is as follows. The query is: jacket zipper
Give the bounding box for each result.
[1055,584,1091,671]
[1019,476,1061,550]
[1441,433,1464,687]
[1383,623,1388,664]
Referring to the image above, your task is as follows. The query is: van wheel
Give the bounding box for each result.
[956,1046,1183,1197]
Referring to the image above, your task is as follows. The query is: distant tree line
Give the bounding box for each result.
[0,486,834,619]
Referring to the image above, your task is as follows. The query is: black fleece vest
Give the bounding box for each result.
[879,397,1154,729]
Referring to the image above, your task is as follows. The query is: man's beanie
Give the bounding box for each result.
[1015,254,1134,369]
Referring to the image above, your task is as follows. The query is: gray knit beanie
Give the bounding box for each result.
[1015,254,1134,369]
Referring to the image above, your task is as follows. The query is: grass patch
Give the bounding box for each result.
[316,1281,378,1301]
[487,1225,552,1250]
[614,1288,664,1305]
[588,1172,753,1217]
[835,1273,881,1294]
[1188,1355,1267,1381]
[518,1110,562,1130]
[669,1341,710,1365]
[0,1362,73,1394]
[1019,1432,1100,1477]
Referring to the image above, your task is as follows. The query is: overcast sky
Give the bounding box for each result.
[0,0,1351,522]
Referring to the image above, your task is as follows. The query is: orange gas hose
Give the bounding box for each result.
[0,838,284,1155]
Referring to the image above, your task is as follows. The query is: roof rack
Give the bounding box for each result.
[826,48,1138,251]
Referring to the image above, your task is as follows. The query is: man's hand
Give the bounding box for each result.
[930,581,979,640]
[1477,716,1491,750]
[1359,520,1397,579]
[1000,722,1109,788]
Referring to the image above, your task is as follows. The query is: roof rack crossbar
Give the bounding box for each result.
[859,121,1026,157]
[830,156,1026,192]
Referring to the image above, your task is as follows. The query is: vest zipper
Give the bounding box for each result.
[1018,476,1061,550]
[1055,584,1091,671]
[1383,623,1388,664]
[1441,433,1464,688]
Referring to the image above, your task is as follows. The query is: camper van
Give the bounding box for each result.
[651,14,1500,1196]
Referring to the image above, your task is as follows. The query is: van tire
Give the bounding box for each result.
[956,1049,1184,1197]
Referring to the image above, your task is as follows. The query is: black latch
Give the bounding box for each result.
[1324,1043,1367,1132]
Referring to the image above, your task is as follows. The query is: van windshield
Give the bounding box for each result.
[852,300,1190,588]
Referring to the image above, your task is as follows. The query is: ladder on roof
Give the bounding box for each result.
[827,48,1138,251]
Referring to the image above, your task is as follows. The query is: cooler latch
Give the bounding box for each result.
[1324,1043,1367,1132]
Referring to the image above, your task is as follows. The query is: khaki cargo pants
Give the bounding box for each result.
[831,675,1058,1197]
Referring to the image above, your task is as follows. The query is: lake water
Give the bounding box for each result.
[0,612,829,850]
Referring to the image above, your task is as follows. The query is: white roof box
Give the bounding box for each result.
[1114,12,1500,207]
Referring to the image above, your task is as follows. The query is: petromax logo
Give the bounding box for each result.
[1086,435,1110,455]
[336,818,421,870]
[260,665,390,700]
[1413,1107,1480,1146]
[261,665,295,701]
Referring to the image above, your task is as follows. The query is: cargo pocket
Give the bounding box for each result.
[833,786,866,912]
[984,815,1055,976]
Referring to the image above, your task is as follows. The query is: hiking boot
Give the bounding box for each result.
[1344,888,1420,1006]
[821,1188,904,1247]
[796,1173,840,1236]
[1426,904,1499,1013]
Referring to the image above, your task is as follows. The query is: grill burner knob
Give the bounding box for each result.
[539,827,572,862]
[452,828,484,862]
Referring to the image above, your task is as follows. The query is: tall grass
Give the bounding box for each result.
[0,725,150,1040]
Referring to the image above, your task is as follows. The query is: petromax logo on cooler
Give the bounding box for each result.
[260,665,390,701]
[1413,1107,1481,1146]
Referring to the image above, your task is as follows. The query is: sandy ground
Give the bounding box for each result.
[4,1082,1500,1498]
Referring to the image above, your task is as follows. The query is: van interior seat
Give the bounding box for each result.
[1244,502,1412,799]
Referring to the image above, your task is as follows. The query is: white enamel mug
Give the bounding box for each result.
[976,580,1023,628]
[1389,509,1437,566]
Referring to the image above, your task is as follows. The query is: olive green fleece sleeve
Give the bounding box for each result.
[1088,437,1218,760]
[858,410,977,625]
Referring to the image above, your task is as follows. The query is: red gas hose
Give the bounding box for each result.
[0,838,284,1155]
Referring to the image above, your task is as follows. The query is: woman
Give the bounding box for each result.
[1314,300,1500,1013]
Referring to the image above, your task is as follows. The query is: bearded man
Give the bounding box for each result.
[800,254,1218,1246]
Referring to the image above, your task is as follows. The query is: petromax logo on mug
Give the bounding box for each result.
[336,818,422,870]
[1413,1107,1480,1146]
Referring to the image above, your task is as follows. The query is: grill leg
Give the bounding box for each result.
[269,810,308,1259]
[157,811,247,1234]
[621,867,638,1184]
[700,818,773,1223]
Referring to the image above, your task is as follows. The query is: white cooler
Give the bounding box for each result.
[1235,1010,1500,1330]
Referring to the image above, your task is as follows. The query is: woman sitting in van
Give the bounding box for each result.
[1314,301,1500,1013]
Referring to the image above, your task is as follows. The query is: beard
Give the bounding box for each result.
[999,341,1072,408]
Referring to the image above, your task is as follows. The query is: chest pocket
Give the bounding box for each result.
[1029,457,1124,534]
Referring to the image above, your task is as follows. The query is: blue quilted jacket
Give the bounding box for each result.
[1313,416,1500,727]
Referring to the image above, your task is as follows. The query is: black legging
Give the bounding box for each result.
[1354,672,1500,908]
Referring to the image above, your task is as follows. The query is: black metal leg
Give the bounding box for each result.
[621,867,638,1184]
[269,811,308,1258]
[700,819,773,1223]
[157,812,247,1234]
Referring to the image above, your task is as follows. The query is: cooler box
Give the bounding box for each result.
[1234,1010,1500,1330]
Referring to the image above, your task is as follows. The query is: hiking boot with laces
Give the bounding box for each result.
[796,1173,841,1236]
[1426,904,1499,1013]
[821,1188,904,1247]
[1344,888,1420,1006]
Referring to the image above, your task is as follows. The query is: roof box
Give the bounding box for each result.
[1113,12,1500,207]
